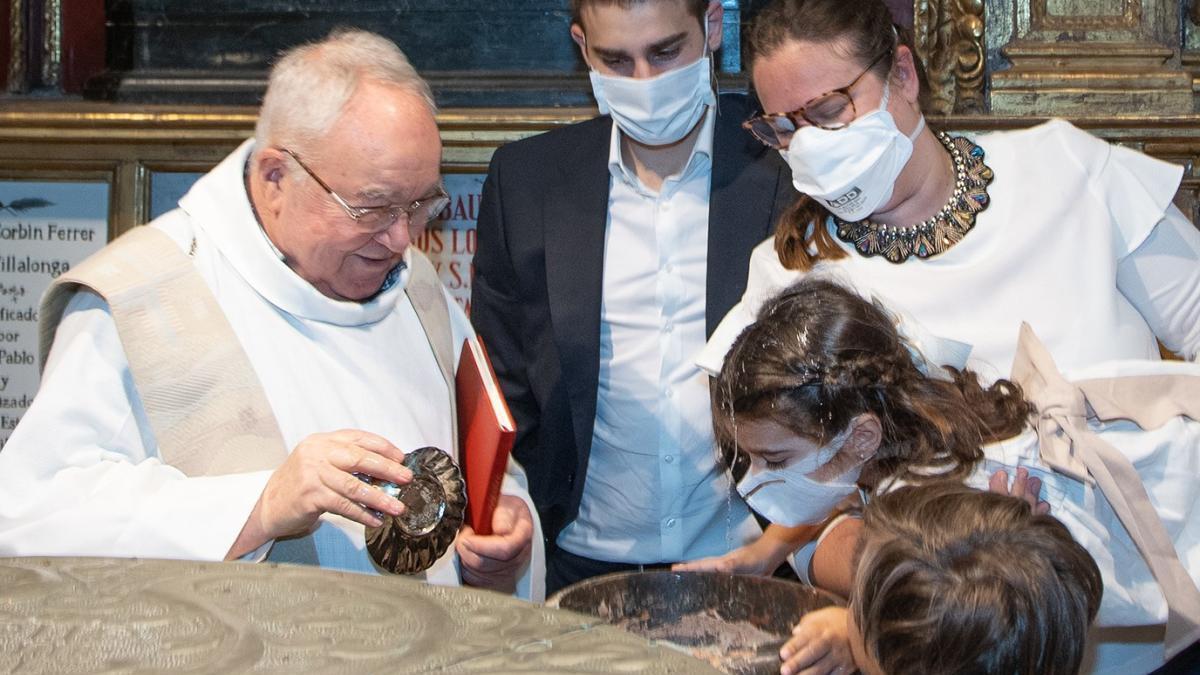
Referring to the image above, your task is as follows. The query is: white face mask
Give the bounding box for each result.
[782,83,926,222]
[735,431,860,527]
[585,25,716,146]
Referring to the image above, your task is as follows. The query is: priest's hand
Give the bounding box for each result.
[226,429,412,559]
[456,495,534,594]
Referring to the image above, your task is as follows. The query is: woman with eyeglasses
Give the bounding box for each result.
[696,0,1200,388]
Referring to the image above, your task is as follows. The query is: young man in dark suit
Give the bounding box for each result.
[471,0,800,595]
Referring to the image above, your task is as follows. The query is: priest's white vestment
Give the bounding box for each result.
[0,141,545,601]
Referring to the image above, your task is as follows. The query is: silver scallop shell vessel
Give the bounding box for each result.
[360,446,465,575]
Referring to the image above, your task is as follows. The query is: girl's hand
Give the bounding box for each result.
[780,606,856,675]
[988,467,1051,515]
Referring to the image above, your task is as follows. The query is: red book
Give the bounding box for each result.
[456,336,516,536]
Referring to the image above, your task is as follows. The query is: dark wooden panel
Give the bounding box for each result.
[92,1,597,105]
[62,0,105,93]
[106,2,578,72]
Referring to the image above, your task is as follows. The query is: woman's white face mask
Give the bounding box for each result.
[781,82,926,222]
[584,22,716,146]
[736,429,861,527]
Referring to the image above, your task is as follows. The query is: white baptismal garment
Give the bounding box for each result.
[0,140,544,601]
[699,119,1200,381]
[835,353,1200,674]
[960,357,1200,674]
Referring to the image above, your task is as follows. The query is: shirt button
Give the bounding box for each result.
[665,322,675,333]
[665,455,674,464]
[665,263,676,273]
[666,518,677,528]
[664,388,674,399]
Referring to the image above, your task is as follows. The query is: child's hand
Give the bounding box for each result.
[779,606,855,675]
[988,467,1051,515]
[673,524,819,576]
[672,543,776,576]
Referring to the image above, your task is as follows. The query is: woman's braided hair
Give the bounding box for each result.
[712,278,1031,487]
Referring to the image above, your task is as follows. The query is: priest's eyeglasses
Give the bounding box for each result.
[742,48,893,149]
[282,148,450,234]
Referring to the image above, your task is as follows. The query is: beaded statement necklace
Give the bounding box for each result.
[833,131,994,264]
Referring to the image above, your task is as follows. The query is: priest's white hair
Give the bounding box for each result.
[254,28,436,161]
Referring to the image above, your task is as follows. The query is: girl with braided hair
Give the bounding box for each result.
[705,277,1200,675]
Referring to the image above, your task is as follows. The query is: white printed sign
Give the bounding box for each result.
[411,173,484,314]
[0,181,109,451]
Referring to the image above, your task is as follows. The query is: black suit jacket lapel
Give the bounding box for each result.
[706,98,785,337]
[545,118,612,473]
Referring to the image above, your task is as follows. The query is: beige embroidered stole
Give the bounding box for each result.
[402,251,459,458]
[39,225,456,568]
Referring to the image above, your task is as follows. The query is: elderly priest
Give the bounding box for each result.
[0,29,543,601]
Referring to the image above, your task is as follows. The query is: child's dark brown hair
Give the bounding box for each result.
[852,482,1103,675]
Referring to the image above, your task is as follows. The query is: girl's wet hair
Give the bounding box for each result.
[852,482,1103,675]
[713,278,1030,487]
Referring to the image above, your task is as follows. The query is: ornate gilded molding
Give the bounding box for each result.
[915,0,987,114]
[1030,0,1141,32]
[40,0,61,88]
[5,102,1200,224]
[952,0,987,113]
[6,0,26,94]
[0,103,594,158]
[0,102,594,233]
[4,0,61,92]
[990,0,1188,115]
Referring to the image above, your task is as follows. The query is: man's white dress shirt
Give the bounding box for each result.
[557,111,761,564]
